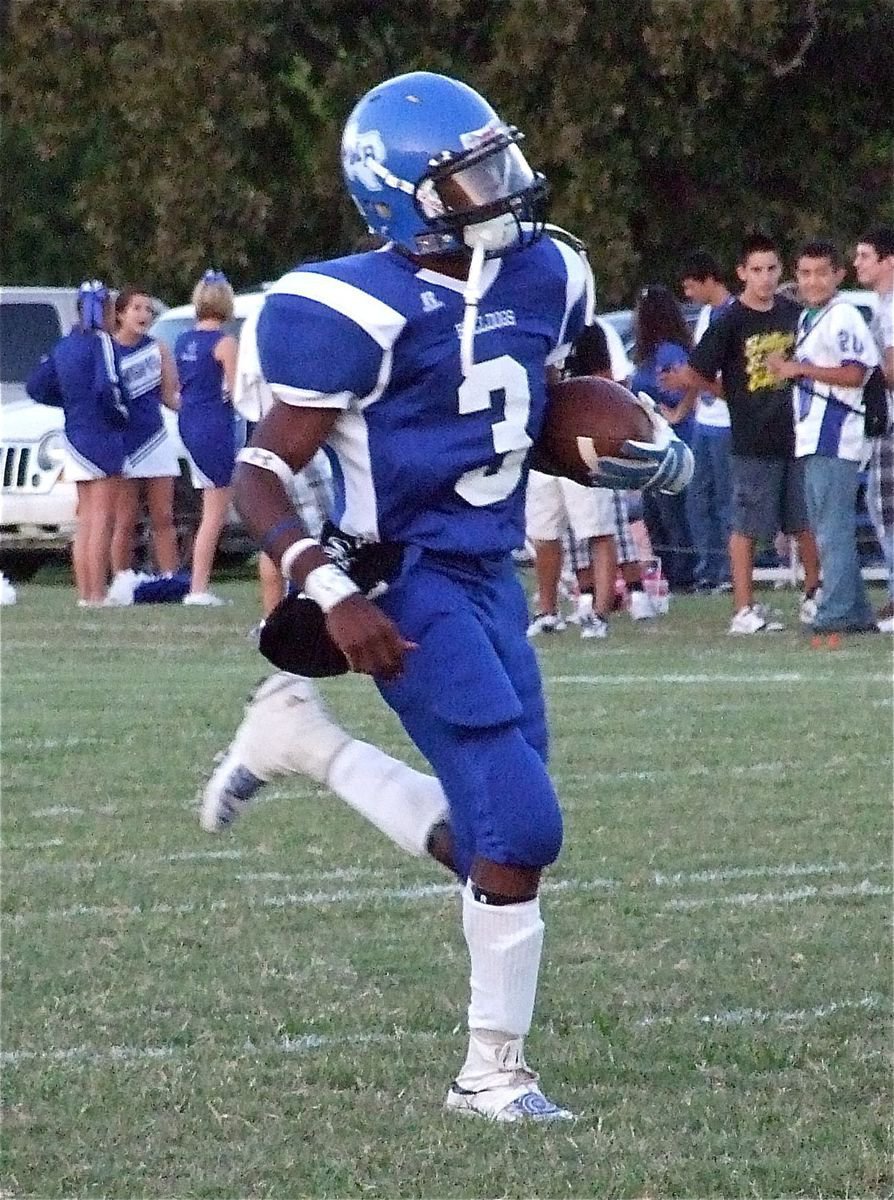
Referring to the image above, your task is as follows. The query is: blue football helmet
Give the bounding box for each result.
[341,71,548,257]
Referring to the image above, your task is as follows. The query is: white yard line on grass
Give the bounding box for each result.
[3,994,886,1069]
[652,860,889,886]
[6,838,65,851]
[636,995,884,1028]
[5,877,617,925]
[30,805,118,818]
[8,866,890,926]
[563,752,880,787]
[549,673,890,685]
[6,735,109,750]
[664,880,892,910]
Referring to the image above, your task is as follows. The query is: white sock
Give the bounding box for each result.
[326,740,449,857]
[455,880,544,1089]
[576,591,594,619]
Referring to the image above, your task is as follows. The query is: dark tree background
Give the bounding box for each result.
[2,0,892,304]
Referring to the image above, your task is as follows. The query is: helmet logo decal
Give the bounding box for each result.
[343,123,387,192]
[458,120,503,151]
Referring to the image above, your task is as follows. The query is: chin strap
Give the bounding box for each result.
[460,240,487,377]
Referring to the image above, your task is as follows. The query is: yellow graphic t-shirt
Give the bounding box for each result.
[744,330,795,392]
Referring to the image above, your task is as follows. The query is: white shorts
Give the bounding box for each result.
[526,471,616,541]
[123,429,181,480]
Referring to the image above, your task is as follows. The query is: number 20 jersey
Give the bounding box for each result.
[256,237,588,556]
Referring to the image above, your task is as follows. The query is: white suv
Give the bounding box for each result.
[0,286,178,557]
[1,288,80,547]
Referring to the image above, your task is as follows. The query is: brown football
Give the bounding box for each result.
[537,376,654,484]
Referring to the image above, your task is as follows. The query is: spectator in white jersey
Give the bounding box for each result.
[853,226,894,633]
[767,240,879,634]
[675,252,735,591]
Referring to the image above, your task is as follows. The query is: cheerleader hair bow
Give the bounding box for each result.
[202,268,229,285]
[77,279,108,330]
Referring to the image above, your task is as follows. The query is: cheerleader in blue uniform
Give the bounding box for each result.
[174,270,241,605]
[112,287,181,576]
[25,280,127,605]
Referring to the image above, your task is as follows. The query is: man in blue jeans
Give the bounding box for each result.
[674,252,736,590]
[768,240,879,633]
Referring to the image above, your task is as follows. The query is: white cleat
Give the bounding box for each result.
[445,1081,575,1123]
[445,1035,575,1123]
[200,752,267,833]
[199,673,351,833]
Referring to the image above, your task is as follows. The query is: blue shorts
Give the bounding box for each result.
[375,550,563,879]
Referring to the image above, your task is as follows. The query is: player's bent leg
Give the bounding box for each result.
[326,738,452,863]
[200,673,453,865]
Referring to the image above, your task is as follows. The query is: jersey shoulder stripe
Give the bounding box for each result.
[267,269,407,351]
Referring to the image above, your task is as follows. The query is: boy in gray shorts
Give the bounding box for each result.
[665,233,821,633]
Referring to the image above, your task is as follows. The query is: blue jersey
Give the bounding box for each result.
[26,329,127,472]
[116,334,164,453]
[630,340,696,444]
[256,237,588,555]
[175,329,228,412]
[176,328,241,488]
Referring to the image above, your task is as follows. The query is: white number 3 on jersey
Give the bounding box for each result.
[454,356,532,507]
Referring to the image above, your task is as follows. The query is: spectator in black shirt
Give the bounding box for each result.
[663,233,820,633]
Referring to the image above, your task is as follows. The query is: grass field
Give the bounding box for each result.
[2,578,892,1199]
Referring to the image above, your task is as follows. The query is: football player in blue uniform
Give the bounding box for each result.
[230,71,691,1122]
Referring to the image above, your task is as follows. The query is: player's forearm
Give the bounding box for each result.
[233,460,329,585]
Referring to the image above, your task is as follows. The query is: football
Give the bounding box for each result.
[537,375,654,484]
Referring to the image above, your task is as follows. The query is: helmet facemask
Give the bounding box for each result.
[412,126,548,258]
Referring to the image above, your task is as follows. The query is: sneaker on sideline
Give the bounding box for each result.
[799,586,823,625]
[526,612,566,637]
[183,591,227,607]
[579,614,608,640]
[728,604,784,635]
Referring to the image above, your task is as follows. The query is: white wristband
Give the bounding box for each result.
[280,538,319,580]
[303,563,360,613]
